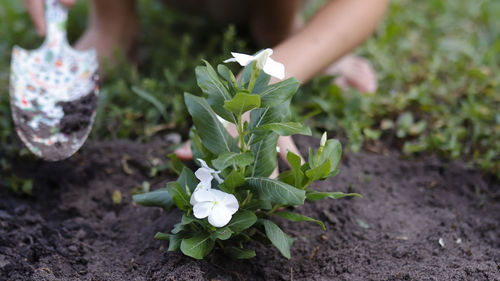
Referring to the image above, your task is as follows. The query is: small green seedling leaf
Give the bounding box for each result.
[132,86,168,121]
[260,219,294,259]
[224,92,261,116]
[180,233,215,260]
[276,211,325,230]
[112,190,122,205]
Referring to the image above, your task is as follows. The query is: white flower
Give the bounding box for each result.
[320,132,327,147]
[189,181,212,205]
[196,159,223,184]
[224,48,285,80]
[192,189,239,227]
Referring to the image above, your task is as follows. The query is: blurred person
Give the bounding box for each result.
[23,0,388,172]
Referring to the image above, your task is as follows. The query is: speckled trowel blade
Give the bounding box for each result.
[10,0,99,161]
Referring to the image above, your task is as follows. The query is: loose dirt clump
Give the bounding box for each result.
[0,136,499,281]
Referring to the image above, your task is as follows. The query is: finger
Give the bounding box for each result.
[174,141,194,161]
[24,0,46,36]
[277,136,305,166]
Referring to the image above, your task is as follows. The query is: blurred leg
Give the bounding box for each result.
[75,0,138,62]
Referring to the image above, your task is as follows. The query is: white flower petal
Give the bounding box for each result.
[263,57,285,80]
[254,48,273,69]
[208,204,233,227]
[193,201,214,219]
[226,52,255,66]
[213,173,224,184]
[223,58,238,63]
[197,159,210,169]
[195,168,213,184]
[190,184,212,205]
[222,194,239,215]
[210,190,239,215]
[192,189,214,204]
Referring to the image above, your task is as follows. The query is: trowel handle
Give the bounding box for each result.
[44,0,69,46]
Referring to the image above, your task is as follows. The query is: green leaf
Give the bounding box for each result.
[227,210,258,232]
[250,133,279,177]
[224,247,256,259]
[239,60,271,92]
[132,86,168,121]
[212,151,254,170]
[224,92,261,116]
[318,139,342,173]
[251,122,312,136]
[257,78,299,107]
[132,188,173,210]
[171,223,186,234]
[276,211,325,230]
[167,233,185,252]
[243,199,272,211]
[154,232,170,240]
[180,233,215,259]
[166,182,190,210]
[168,153,186,175]
[287,151,304,187]
[305,160,331,182]
[306,191,362,201]
[211,227,233,240]
[247,177,306,205]
[249,102,291,130]
[184,93,238,154]
[178,167,198,193]
[260,219,294,259]
[195,61,235,122]
[217,64,237,86]
[220,169,246,193]
[181,215,195,225]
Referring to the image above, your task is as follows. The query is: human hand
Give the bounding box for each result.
[23,0,76,36]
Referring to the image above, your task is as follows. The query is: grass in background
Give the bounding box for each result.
[0,0,499,181]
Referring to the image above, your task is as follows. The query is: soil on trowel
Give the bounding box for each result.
[57,93,97,135]
[10,91,97,162]
[0,136,499,281]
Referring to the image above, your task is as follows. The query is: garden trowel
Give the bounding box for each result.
[10,0,99,161]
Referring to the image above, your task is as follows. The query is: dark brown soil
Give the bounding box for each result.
[1,136,499,281]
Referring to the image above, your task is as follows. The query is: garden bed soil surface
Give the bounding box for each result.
[0,136,499,281]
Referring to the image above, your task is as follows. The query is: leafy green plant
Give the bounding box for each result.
[133,50,359,259]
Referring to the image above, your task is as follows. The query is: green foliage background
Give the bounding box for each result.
[0,0,499,178]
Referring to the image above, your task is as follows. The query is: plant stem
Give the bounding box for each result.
[266,204,283,216]
[237,115,247,152]
[247,63,260,93]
